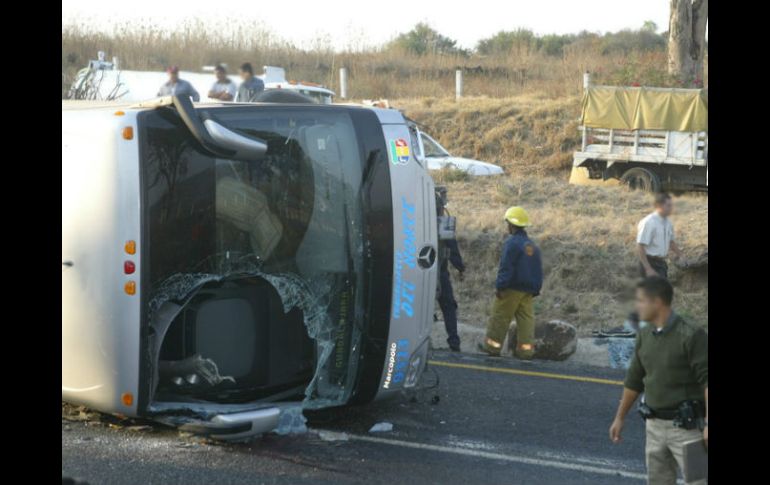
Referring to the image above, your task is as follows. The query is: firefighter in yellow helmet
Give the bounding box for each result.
[478,207,543,359]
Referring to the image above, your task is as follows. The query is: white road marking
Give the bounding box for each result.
[335,432,648,481]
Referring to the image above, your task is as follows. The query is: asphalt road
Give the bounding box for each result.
[62,351,652,485]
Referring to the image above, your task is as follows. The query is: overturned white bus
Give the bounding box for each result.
[62,95,438,440]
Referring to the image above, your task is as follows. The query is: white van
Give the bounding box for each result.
[62,95,437,439]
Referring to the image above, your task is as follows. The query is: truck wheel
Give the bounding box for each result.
[620,168,661,192]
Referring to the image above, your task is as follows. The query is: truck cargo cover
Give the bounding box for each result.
[581,86,708,132]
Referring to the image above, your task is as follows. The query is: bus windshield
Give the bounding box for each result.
[140,106,371,408]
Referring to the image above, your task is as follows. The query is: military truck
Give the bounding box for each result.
[570,86,708,192]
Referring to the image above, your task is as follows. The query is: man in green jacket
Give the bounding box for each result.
[609,276,708,485]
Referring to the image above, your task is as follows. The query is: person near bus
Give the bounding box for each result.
[236,63,265,102]
[157,66,200,102]
[478,206,543,360]
[609,276,708,485]
[208,64,236,101]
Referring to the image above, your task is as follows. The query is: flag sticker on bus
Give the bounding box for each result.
[389,138,410,165]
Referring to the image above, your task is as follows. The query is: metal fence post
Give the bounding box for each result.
[339,68,348,99]
[455,69,463,100]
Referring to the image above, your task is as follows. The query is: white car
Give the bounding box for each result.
[414,130,504,176]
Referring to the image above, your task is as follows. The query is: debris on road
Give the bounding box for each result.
[317,430,350,442]
[369,422,394,433]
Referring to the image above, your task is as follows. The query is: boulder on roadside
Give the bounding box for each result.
[506,320,578,361]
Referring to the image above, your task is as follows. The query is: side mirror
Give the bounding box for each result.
[203,119,267,161]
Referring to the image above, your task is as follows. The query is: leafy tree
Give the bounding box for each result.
[476,29,539,56]
[391,23,466,56]
[539,34,577,56]
[642,20,658,32]
[476,25,666,58]
[600,29,667,55]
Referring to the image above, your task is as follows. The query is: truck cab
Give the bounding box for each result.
[62,96,437,439]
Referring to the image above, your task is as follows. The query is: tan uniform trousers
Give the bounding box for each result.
[645,418,707,485]
[484,289,535,358]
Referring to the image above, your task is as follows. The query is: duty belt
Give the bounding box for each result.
[650,408,679,420]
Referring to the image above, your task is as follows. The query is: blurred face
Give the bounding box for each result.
[215,69,227,82]
[656,198,673,217]
[168,72,179,83]
[240,70,251,81]
[635,288,664,322]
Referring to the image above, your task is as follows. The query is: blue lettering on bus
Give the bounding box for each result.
[391,339,410,384]
[392,198,417,320]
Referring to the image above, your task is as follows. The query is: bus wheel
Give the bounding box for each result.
[620,167,661,192]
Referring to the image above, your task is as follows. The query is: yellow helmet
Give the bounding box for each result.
[504,206,531,227]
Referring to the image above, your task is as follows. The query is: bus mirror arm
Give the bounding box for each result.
[202,117,268,161]
[170,95,267,162]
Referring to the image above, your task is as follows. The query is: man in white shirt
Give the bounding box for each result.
[207,65,236,101]
[637,192,684,279]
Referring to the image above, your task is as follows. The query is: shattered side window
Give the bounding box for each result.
[141,107,367,410]
[421,133,450,158]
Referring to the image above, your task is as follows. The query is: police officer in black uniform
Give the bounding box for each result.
[439,237,465,351]
[436,200,465,352]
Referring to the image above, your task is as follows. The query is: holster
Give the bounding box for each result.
[637,400,654,421]
[673,400,706,430]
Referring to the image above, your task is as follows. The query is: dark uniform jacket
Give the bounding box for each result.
[441,239,465,274]
[495,230,543,295]
[625,312,708,410]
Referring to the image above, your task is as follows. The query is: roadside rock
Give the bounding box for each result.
[506,320,578,361]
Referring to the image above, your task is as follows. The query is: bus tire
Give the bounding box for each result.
[620,167,661,192]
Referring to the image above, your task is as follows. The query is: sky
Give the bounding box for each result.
[62,0,670,51]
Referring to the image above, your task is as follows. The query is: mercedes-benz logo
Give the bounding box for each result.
[418,245,437,269]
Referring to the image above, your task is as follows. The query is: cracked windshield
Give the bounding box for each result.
[142,107,366,407]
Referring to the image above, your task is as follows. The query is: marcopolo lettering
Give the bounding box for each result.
[383,339,410,389]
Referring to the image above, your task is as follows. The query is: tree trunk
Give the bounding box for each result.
[668,0,708,86]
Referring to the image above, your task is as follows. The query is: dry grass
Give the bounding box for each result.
[435,174,707,334]
[61,20,688,100]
